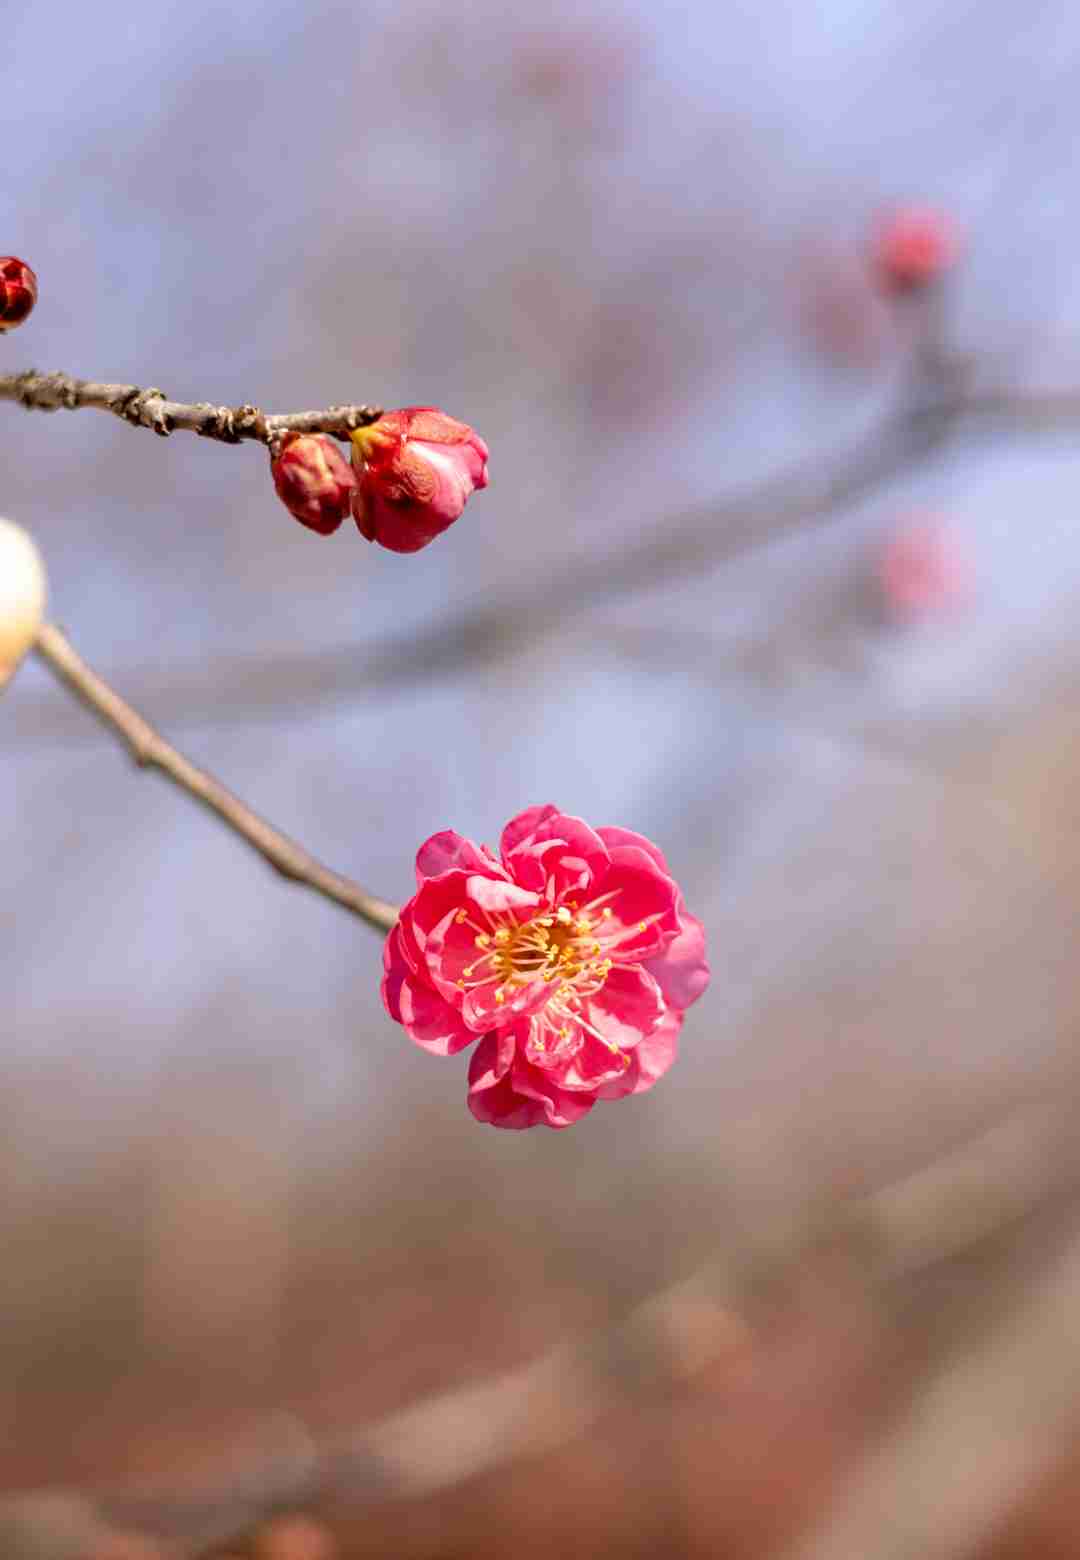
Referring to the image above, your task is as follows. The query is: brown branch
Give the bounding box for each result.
[0,368,382,447]
[32,621,399,934]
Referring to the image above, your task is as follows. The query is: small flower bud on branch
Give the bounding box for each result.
[271,432,356,534]
[0,517,47,687]
[0,257,37,332]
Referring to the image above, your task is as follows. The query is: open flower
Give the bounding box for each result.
[382,805,709,1129]
[349,407,489,553]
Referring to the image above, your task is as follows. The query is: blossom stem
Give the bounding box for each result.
[0,368,382,447]
[33,622,398,933]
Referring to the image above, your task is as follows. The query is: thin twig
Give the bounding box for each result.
[0,369,382,447]
[32,622,398,934]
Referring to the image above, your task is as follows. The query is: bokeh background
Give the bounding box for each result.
[6,1,1080,1554]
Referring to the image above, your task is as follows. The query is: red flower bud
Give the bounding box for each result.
[0,256,37,332]
[872,207,961,294]
[349,407,489,554]
[271,432,356,535]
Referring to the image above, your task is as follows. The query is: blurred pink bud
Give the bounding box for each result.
[349,407,489,554]
[383,805,709,1130]
[271,432,356,536]
[0,256,37,331]
[875,519,974,624]
[872,207,961,294]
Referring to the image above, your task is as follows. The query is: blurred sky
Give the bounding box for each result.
[5,0,1080,1467]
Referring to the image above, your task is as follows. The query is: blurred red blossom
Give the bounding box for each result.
[875,517,975,624]
[0,255,37,331]
[349,407,488,553]
[382,805,709,1129]
[872,205,961,294]
[270,432,355,536]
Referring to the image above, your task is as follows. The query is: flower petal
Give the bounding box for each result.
[464,875,542,916]
[584,964,665,1050]
[595,826,670,875]
[467,1072,552,1129]
[593,1012,682,1099]
[590,845,681,958]
[467,1031,562,1129]
[557,1031,635,1093]
[499,804,560,861]
[642,904,710,1011]
[502,810,610,898]
[415,829,502,886]
[628,1010,682,1094]
[381,925,475,1055]
[383,971,476,1055]
[466,1028,515,1091]
[509,1055,597,1129]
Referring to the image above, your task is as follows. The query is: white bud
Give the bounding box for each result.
[0,516,46,688]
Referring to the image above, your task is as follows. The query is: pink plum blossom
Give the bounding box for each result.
[349,407,489,553]
[382,805,709,1130]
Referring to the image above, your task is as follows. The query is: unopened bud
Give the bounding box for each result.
[271,432,356,535]
[0,256,38,332]
[0,517,47,686]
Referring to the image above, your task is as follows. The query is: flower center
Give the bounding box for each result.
[455,893,624,1006]
[451,890,660,1069]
